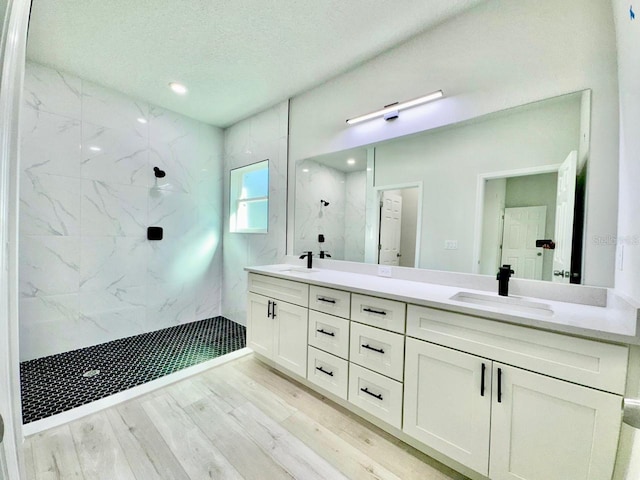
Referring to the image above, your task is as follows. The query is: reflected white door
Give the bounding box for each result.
[552,151,577,284]
[378,192,402,265]
[501,206,546,280]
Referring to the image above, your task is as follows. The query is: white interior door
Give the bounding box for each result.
[552,151,577,283]
[501,206,546,280]
[378,192,402,265]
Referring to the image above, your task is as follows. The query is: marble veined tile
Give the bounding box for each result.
[19,235,80,298]
[146,282,196,328]
[80,236,149,292]
[197,124,224,179]
[149,105,202,143]
[20,172,81,236]
[81,123,150,187]
[79,286,147,317]
[23,62,81,119]
[149,132,200,193]
[82,80,149,135]
[148,189,198,238]
[20,107,82,178]
[81,180,148,236]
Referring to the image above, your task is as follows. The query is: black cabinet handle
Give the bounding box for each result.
[271,301,277,319]
[363,307,387,315]
[360,387,383,401]
[316,328,335,337]
[361,344,385,354]
[497,367,502,403]
[317,297,336,304]
[315,366,334,377]
[481,363,486,397]
[267,300,272,319]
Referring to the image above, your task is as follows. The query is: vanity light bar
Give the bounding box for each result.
[346,90,444,125]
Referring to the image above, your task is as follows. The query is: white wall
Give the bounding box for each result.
[19,62,224,360]
[480,178,506,275]
[374,96,579,274]
[288,0,619,287]
[611,1,640,478]
[222,101,289,325]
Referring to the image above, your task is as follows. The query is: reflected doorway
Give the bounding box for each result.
[376,186,421,267]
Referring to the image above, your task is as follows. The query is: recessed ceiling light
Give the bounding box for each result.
[137,117,148,124]
[347,158,356,165]
[169,82,188,95]
[88,146,101,152]
[302,168,309,173]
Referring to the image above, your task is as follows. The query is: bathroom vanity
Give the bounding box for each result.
[245,264,639,480]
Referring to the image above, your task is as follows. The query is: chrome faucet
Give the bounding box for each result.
[299,251,313,269]
[497,264,515,296]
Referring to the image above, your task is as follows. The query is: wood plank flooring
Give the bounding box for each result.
[24,354,468,480]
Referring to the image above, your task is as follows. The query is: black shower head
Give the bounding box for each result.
[153,167,166,178]
[320,199,330,207]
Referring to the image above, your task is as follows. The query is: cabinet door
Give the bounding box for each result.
[403,338,492,475]
[247,292,273,358]
[273,300,308,377]
[490,363,622,480]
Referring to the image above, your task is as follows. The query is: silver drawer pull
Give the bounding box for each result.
[317,328,335,337]
[361,344,385,354]
[363,307,386,316]
[317,297,336,304]
[360,387,383,400]
[316,366,334,377]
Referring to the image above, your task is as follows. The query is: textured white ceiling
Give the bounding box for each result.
[26,0,485,127]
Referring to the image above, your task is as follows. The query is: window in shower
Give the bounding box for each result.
[229,159,269,233]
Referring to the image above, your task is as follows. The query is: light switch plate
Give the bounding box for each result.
[445,240,458,250]
[378,265,392,277]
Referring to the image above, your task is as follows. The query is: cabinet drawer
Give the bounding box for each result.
[351,294,406,333]
[407,304,629,394]
[309,285,351,319]
[248,273,309,307]
[348,363,403,429]
[308,310,350,359]
[307,347,348,400]
[350,323,404,381]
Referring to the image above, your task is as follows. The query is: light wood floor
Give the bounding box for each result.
[23,354,468,480]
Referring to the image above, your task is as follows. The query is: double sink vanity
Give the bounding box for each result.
[245,262,639,480]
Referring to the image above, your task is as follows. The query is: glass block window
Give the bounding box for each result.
[229,160,269,233]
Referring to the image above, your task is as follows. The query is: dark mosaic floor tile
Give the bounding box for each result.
[20,316,246,424]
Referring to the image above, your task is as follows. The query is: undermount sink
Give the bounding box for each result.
[278,266,318,274]
[450,291,554,317]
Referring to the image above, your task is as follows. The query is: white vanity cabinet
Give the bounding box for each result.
[247,274,309,377]
[404,304,627,480]
[247,269,630,480]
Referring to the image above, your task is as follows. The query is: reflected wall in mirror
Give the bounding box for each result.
[294,90,590,283]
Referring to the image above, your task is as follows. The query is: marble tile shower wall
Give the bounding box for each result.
[295,159,347,259]
[222,101,289,325]
[295,161,366,262]
[19,62,224,361]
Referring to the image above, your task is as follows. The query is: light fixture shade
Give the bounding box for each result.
[346,90,443,125]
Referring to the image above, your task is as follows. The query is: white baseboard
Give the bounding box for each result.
[22,347,252,437]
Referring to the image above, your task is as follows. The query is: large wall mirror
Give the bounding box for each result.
[294,90,591,284]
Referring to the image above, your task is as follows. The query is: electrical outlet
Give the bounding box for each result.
[445,240,458,250]
[378,265,392,277]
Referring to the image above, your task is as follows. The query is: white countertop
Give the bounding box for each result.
[245,264,640,345]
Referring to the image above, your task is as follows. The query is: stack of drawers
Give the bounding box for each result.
[306,285,407,429]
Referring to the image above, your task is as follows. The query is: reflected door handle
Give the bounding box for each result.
[0,412,4,443]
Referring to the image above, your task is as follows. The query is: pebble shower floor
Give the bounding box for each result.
[20,316,246,424]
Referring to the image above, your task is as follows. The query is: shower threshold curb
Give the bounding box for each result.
[22,347,252,436]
